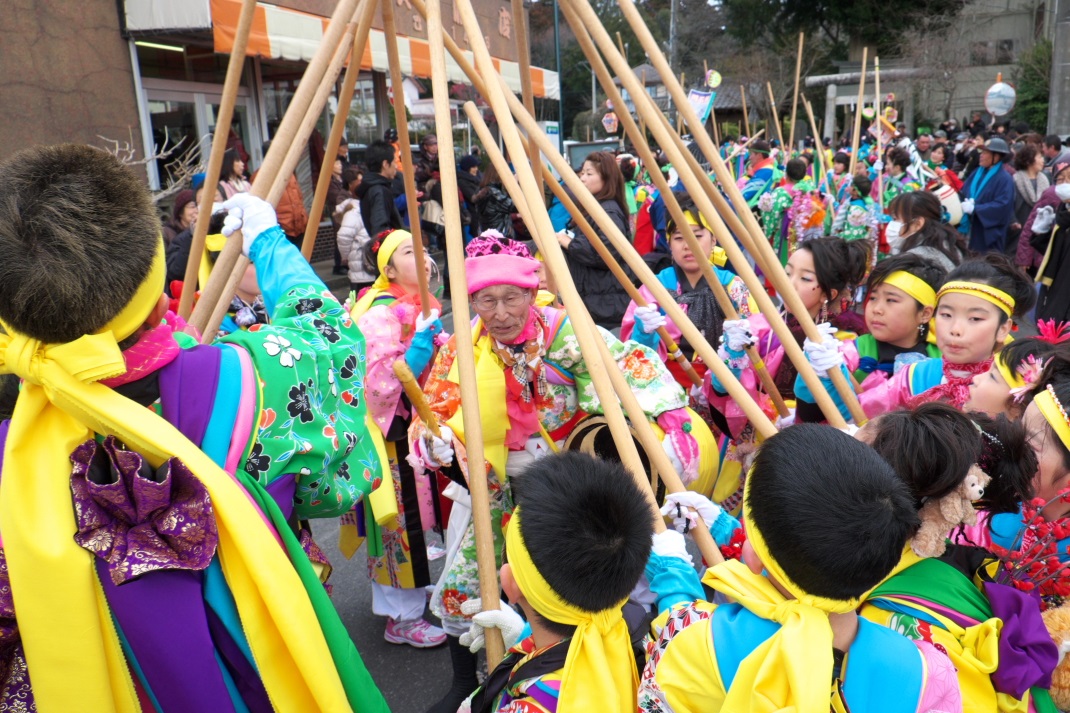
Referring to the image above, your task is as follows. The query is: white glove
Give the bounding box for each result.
[660,491,722,535]
[414,308,441,332]
[721,319,755,352]
[426,424,455,467]
[689,383,709,408]
[523,435,554,460]
[459,598,526,653]
[661,436,684,478]
[774,408,796,429]
[1034,205,1057,234]
[803,322,844,378]
[962,198,975,215]
[220,193,280,256]
[873,160,884,172]
[650,529,692,565]
[634,304,667,334]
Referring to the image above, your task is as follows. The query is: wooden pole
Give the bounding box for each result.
[393,361,441,437]
[178,0,257,320]
[558,11,788,416]
[426,0,505,668]
[874,55,884,211]
[803,96,825,183]
[740,84,751,137]
[188,0,362,335]
[787,32,804,153]
[198,21,361,341]
[301,0,379,262]
[766,81,785,148]
[513,0,544,197]
[725,128,765,162]
[382,0,432,317]
[848,47,869,176]
[581,0,868,425]
[462,97,726,567]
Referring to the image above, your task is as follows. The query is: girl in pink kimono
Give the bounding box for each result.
[345,228,449,649]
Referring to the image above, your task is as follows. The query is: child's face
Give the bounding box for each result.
[933,292,1011,365]
[784,248,826,318]
[384,240,432,294]
[964,363,1012,417]
[669,224,713,275]
[1024,401,1070,520]
[865,283,930,349]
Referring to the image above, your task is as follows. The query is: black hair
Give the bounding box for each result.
[943,253,1035,323]
[747,424,919,600]
[365,141,396,174]
[619,155,638,182]
[785,158,807,182]
[750,140,771,157]
[832,152,850,167]
[0,373,18,422]
[867,403,981,507]
[866,252,947,306]
[221,147,243,180]
[797,237,870,303]
[891,192,967,268]
[665,193,703,238]
[851,174,872,195]
[968,411,1037,513]
[511,452,653,631]
[341,166,362,189]
[0,144,160,343]
[362,228,401,279]
[1045,135,1064,151]
[887,147,912,170]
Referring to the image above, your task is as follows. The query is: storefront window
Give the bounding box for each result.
[147,98,198,188]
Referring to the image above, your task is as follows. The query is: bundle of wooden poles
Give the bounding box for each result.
[181,0,871,670]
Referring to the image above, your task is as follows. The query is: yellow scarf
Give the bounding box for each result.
[701,477,919,712]
[506,509,636,713]
[0,244,350,710]
[446,321,510,481]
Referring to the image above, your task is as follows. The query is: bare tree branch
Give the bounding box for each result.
[97,128,208,204]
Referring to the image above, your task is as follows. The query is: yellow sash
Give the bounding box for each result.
[446,323,510,482]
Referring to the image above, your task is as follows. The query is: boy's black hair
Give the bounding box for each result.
[945,253,1036,322]
[785,158,807,182]
[887,147,912,170]
[866,252,948,305]
[664,193,702,237]
[747,424,919,600]
[511,452,654,630]
[365,141,396,175]
[968,411,1037,513]
[798,237,870,302]
[0,144,160,343]
[867,403,981,507]
[1001,337,1070,388]
[851,174,872,195]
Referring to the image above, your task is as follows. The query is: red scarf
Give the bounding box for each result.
[908,357,992,409]
[100,321,182,388]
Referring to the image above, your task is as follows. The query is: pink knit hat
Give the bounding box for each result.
[464,232,540,295]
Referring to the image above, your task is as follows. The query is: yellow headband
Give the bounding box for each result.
[937,280,1015,317]
[98,240,166,342]
[1036,385,1070,453]
[681,210,714,234]
[883,271,936,309]
[994,350,1026,390]
[505,510,637,713]
[376,229,411,277]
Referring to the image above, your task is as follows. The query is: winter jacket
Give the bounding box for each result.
[1017,185,1063,269]
[253,170,309,238]
[1031,202,1070,322]
[357,171,404,238]
[962,162,1015,253]
[334,198,375,285]
[457,171,482,232]
[562,197,633,329]
[472,183,515,238]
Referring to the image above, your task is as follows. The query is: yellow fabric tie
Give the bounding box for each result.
[197,232,229,288]
[506,509,636,713]
[446,323,509,482]
[884,271,937,309]
[937,280,1016,317]
[0,243,351,710]
[701,474,919,712]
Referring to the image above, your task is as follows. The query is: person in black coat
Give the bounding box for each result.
[1029,184,1070,322]
[556,151,633,330]
[472,163,516,238]
[356,141,404,239]
[457,155,482,235]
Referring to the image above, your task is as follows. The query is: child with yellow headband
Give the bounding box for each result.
[639,425,961,711]
[0,146,387,710]
[816,254,1035,419]
[964,321,1070,418]
[621,193,751,391]
[344,228,447,649]
[459,451,655,713]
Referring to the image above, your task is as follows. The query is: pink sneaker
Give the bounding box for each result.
[384,617,447,648]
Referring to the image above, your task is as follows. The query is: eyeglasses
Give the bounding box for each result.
[472,291,531,311]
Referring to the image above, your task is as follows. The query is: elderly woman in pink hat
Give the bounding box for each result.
[409,233,698,712]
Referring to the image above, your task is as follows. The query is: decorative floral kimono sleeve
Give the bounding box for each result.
[726,276,752,318]
[545,317,687,418]
[758,187,793,240]
[357,304,407,433]
[409,337,461,445]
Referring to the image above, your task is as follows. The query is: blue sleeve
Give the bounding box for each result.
[645,553,704,615]
[708,508,741,547]
[708,344,745,395]
[793,363,853,422]
[249,225,326,318]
